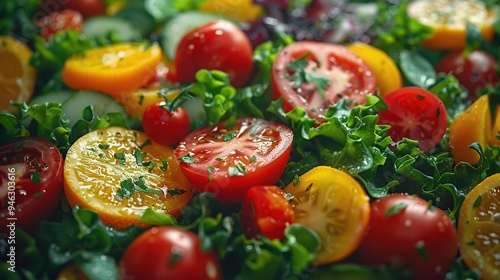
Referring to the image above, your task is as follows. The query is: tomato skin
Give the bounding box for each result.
[377,87,448,152]
[272,41,376,119]
[174,20,254,88]
[0,137,64,234]
[355,194,458,280]
[240,186,294,240]
[39,0,105,19]
[436,49,499,100]
[174,117,293,202]
[36,10,83,41]
[119,226,222,280]
[142,102,191,147]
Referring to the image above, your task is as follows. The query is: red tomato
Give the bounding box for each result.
[119,226,222,280]
[240,186,294,240]
[377,87,447,152]
[39,0,105,19]
[0,137,64,234]
[174,20,254,88]
[436,49,499,100]
[142,102,191,147]
[355,194,458,280]
[272,41,376,119]
[36,10,83,41]
[174,117,293,202]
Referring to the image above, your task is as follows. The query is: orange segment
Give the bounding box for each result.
[407,0,498,50]
[62,43,162,97]
[449,95,491,164]
[56,265,89,280]
[458,173,500,280]
[284,166,370,265]
[491,104,500,146]
[64,126,193,229]
[0,36,36,112]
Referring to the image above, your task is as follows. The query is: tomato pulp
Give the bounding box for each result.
[272,41,376,119]
[0,137,64,234]
[174,117,293,202]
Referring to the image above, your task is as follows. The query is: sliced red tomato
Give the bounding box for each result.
[0,137,64,234]
[39,0,105,19]
[272,41,377,119]
[120,226,223,280]
[377,87,448,152]
[355,193,458,280]
[240,186,294,240]
[35,10,83,41]
[174,117,293,202]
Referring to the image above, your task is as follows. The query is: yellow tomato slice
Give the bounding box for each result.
[120,87,180,119]
[0,36,36,112]
[56,265,89,280]
[284,166,370,265]
[62,43,162,98]
[64,127,193,229]
[449,95,491,164]
[198,0,263,22]
[458,173,500,280]
[346,43,402,97]
[407,0,498,50]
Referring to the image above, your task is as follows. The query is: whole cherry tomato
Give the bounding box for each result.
[120,226,223,280]
[175,20,254,88]
[142,102,191,147]
[36,10,83,41]
[39,0,105,19]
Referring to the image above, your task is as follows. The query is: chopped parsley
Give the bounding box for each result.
[228,164,246,177]
[305,183,313,192]
[33,190,45,198]
[98,143,110,150]
[159,158,169,171]
[384,203,408,218]
[224,131,237,142]
[31,172,41,183]
[207,166,215,174]
[14,142,24,150]
[287,52,331,100]
[167,188,187,197]
[133,149,152,167]
[292,175,301,186]
[116,177,163,200]
[139,139,152,149]
[415,241,429,260]
[114,152,126,165]
[250,156,257,163]
[178,154,198,164]
[473,195,482,208]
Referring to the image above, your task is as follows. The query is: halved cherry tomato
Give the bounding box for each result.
[240,186,294,240]
[174,20,254,88]
[0,137,64,234]
[436,49,499,100]
[272,41,376,119]
[36,10,83,41]
[377,87,448,152]
[174,117,293,202]
[120,226,223,280]
[355,193,458,280]
[142,102,190,147]
[284,166,370,265]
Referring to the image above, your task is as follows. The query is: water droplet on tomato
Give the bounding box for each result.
[404,219,412,227]
[215,30,223,36]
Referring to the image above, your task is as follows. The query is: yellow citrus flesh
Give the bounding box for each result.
[0,36,36,112]
[407,0,498,50]
[64,126,193,229]
[458,173,500,280]
[285,166,370,265]
[198,0,263,22]
[56,265,89,280]
[62,43,162,97]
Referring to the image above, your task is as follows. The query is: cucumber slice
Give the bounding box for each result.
[83,16,142,42]
[161,11,223,60]
[181,95,207,130]
[61,91,130,126]
[29,90,73,105]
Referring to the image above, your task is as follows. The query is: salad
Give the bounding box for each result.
[1,0,500,279]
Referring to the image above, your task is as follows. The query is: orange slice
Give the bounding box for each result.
[449,95,491,164]
[284,166,370,265]
[407,0,499,50]
[0,36,36,112]
[62,43,162,98]
[64,126,193,229]
[458,173,500,280]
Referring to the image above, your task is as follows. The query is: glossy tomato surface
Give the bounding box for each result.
[377,87,447,152]
[240,186,294,240]
[174,20,254,88]
[39,0,105,19]
[272,41,376,119]
[142,102,191,147]
[0,137,64,234]
[119,226,222,280]
[36,10,83,41]
[174,117,293,202]
[436,49,499,100]
[355,194,458,280]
